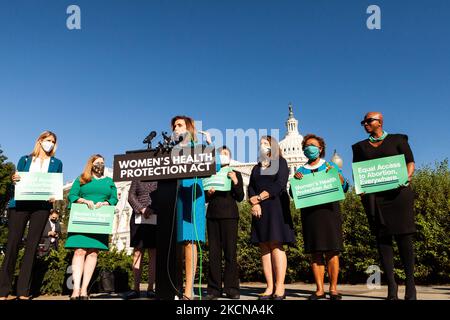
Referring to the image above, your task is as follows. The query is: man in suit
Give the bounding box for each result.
[39,209,61,254]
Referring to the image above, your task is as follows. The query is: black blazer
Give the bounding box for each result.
[41,219,61,251]
[206,170,244,219]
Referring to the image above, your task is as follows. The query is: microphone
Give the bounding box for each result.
[171,135,184,146]
[162,131,172,144]
[143,131,157,144]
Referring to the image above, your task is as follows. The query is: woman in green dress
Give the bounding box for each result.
[65,154,118,300]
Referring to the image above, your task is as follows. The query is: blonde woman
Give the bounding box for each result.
[66,154,118,300]
[0,131,62,300]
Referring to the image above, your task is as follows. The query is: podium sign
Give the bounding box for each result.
[113,145,216,182]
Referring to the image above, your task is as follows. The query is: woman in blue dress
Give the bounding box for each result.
[171,115,217,300]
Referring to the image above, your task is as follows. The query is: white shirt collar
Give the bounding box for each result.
[29,157,50,173]
[303,158,326,170]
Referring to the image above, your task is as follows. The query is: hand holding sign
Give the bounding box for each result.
[290,168,345,209]
[227,171,238,185]
[95,201,109,209]
[352,155,409,194]
[294,171,303,180]
[12,172,21,183]
[14,172,63,201]
[203,166,232,191]
[325,163,333,173]
[68,203,115,234]
[79,199,95,210]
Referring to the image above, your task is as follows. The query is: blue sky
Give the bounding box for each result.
[0,0,449,183]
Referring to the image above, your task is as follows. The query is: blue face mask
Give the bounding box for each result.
[303,145,320,161]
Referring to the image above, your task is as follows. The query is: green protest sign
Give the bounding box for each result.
[14,172,63,201]
[290,168,345,209]
[352,154,409,194]
[67,203,115,234]
[202,166,232,191]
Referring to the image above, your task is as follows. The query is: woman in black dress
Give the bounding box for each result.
[125,180,158,299]
[292,134,348,300]
[248,136,295,300]
[352,112,417,300]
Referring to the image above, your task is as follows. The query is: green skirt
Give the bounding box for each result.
[65,233,109,250]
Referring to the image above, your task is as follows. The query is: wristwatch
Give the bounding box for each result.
[257,195,262,202]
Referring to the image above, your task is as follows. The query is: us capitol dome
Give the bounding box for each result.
[279,102,308,176]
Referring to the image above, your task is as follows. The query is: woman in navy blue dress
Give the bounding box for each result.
[248,136,295,300]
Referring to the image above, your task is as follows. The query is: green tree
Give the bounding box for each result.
[0,146,15,214]
[0,146,14,250]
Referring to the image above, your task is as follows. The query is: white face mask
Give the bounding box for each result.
[260,145,271,156]
[219,154,231,166]
[41,141,54,153]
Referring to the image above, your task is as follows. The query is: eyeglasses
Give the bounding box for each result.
[360,118,380,126]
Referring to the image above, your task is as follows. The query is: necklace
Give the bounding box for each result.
[369,131,388,143]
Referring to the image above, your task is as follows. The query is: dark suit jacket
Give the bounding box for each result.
[206,170,244,219]
[41,219,61,251]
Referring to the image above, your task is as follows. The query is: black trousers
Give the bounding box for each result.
[0,207,50,297]
[377,233,416,298]
[207,218,239,296]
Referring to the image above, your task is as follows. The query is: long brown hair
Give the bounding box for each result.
[171,115,198,143]
[30,131,57,157]
[79,154,104,185]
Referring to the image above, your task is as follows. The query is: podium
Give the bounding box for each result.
[115,145,216,300]
[150,179,183,300]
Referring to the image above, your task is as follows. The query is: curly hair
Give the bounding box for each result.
[302,134,326,158]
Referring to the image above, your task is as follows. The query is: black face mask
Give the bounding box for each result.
[92,164,105,175]
[51,218,58,222]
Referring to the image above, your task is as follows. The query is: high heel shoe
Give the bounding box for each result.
[308,292,326,300]
[257,293,273,300]
[329,292,343,300]
[272,294,286,300]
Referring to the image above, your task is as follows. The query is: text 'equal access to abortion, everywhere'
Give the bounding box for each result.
[352,154,409,194]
